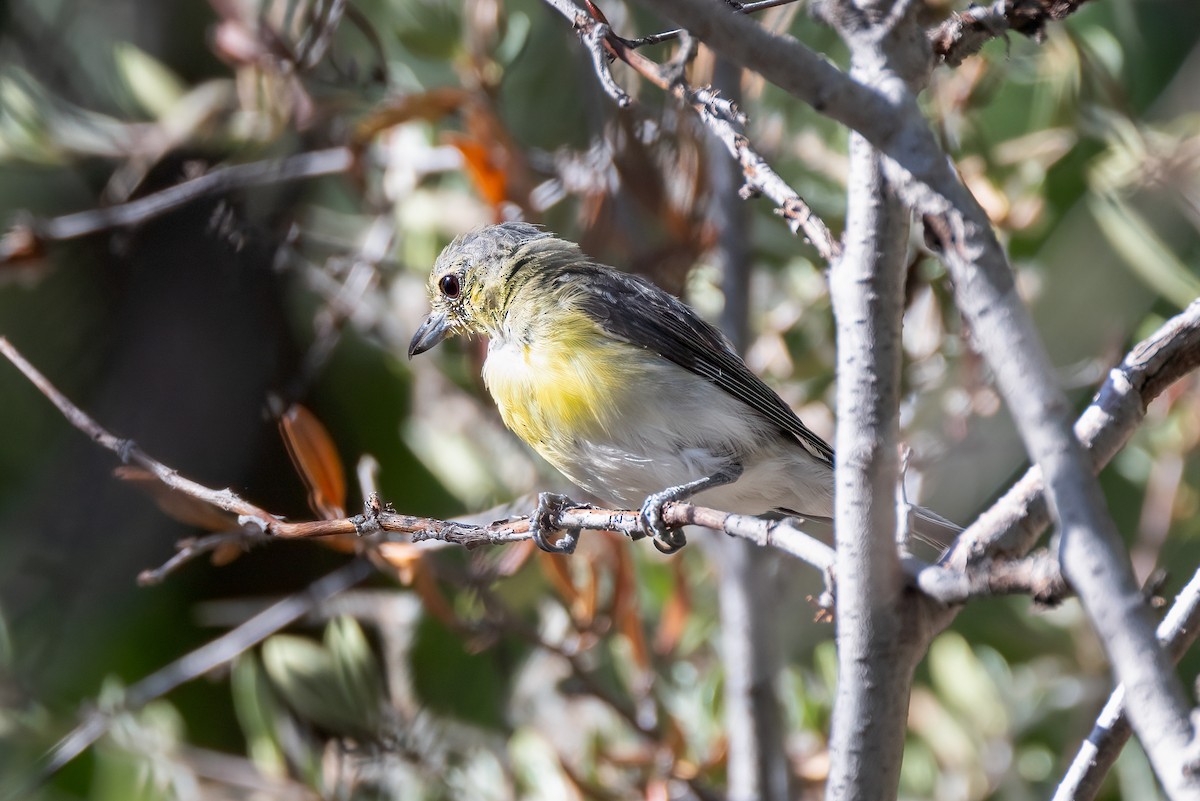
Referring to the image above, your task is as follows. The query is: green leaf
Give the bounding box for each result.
[928,632,1008,737]
[231,655,287,777]
[1090,193,1200,308]
[112,42,186,118]
[261,619,386,742]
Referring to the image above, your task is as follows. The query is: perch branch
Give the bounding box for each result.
[1,333,836,571]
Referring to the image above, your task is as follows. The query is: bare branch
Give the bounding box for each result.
[1,336,838,573]
[543,0,842,261]
[825,127,921,801]
[690,86,842,261]
[137,528,271,586]
[0,147,355,262]
[943,299,1200,570]
[0,337,284,530]
[32,559,373,783]
[913,549,1068,605]
[1054,566,1200,801]
[929,0,1097,67]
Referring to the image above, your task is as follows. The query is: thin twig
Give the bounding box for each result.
[0,337,284,530]
[285,214,395,402]
[929,0,1097,67]
[542,0,842,261]
[137,528,271,586]
[582,20,633,107]
[296,0,348,70]
[31,558,373,784]
[0,147,355,261]
[621,0,798,48]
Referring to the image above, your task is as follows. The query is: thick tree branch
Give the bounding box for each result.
[943,298,1200,571]
[825,129,917,801]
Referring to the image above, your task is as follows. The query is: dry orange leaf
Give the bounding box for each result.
[611,539,650,674]
[577,558,599,627]
[210,541,245,567]
[540,548,582,610]
[404,552,462,632]
[278,402,346,520]
[444,132,509,208]
[375,541,423,584]
[654,557,692,656]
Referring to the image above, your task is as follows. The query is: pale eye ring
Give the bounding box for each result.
[439,274,461,299]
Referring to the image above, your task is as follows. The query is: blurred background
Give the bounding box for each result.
[1,0,1200,798]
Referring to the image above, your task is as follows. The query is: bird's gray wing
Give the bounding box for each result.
[565,265,835,468]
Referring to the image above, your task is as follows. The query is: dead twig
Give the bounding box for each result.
[929,0,1097,67]
[0,147,355,263]
[543,0,842,262]
[30,558,374,785]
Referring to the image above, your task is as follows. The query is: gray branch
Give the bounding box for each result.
[1054,566,1200,801]
[706,56,790,801]
[825,125,922,800]
[942,298,1200,570]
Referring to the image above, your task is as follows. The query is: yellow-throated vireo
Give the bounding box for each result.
[409,222,957,554]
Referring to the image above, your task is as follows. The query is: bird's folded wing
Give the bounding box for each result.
[569,266,836,469]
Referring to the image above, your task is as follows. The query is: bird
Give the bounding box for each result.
[408,221,957,554]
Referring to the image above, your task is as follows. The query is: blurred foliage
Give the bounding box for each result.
[0,0,1199,799]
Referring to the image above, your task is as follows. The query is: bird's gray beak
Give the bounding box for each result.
[408,311,452,359]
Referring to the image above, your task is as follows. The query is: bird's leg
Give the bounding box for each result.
[640,462,744,554]
[530,492,586,554]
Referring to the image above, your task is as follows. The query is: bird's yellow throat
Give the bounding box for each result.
[482,307,627,453]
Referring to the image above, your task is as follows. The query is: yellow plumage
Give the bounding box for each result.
[482,308,627,453]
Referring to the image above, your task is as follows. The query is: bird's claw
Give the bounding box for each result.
[639,494,687,554]
[531,492,580,554]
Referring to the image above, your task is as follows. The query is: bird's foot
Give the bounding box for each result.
[531,492,582,554]
[639,491,687,554]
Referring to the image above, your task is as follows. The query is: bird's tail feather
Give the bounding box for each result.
[907,505,961,555]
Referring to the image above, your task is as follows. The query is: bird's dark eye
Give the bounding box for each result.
[439,274,461,299]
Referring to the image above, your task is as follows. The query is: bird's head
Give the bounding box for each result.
[408,222,578,357]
